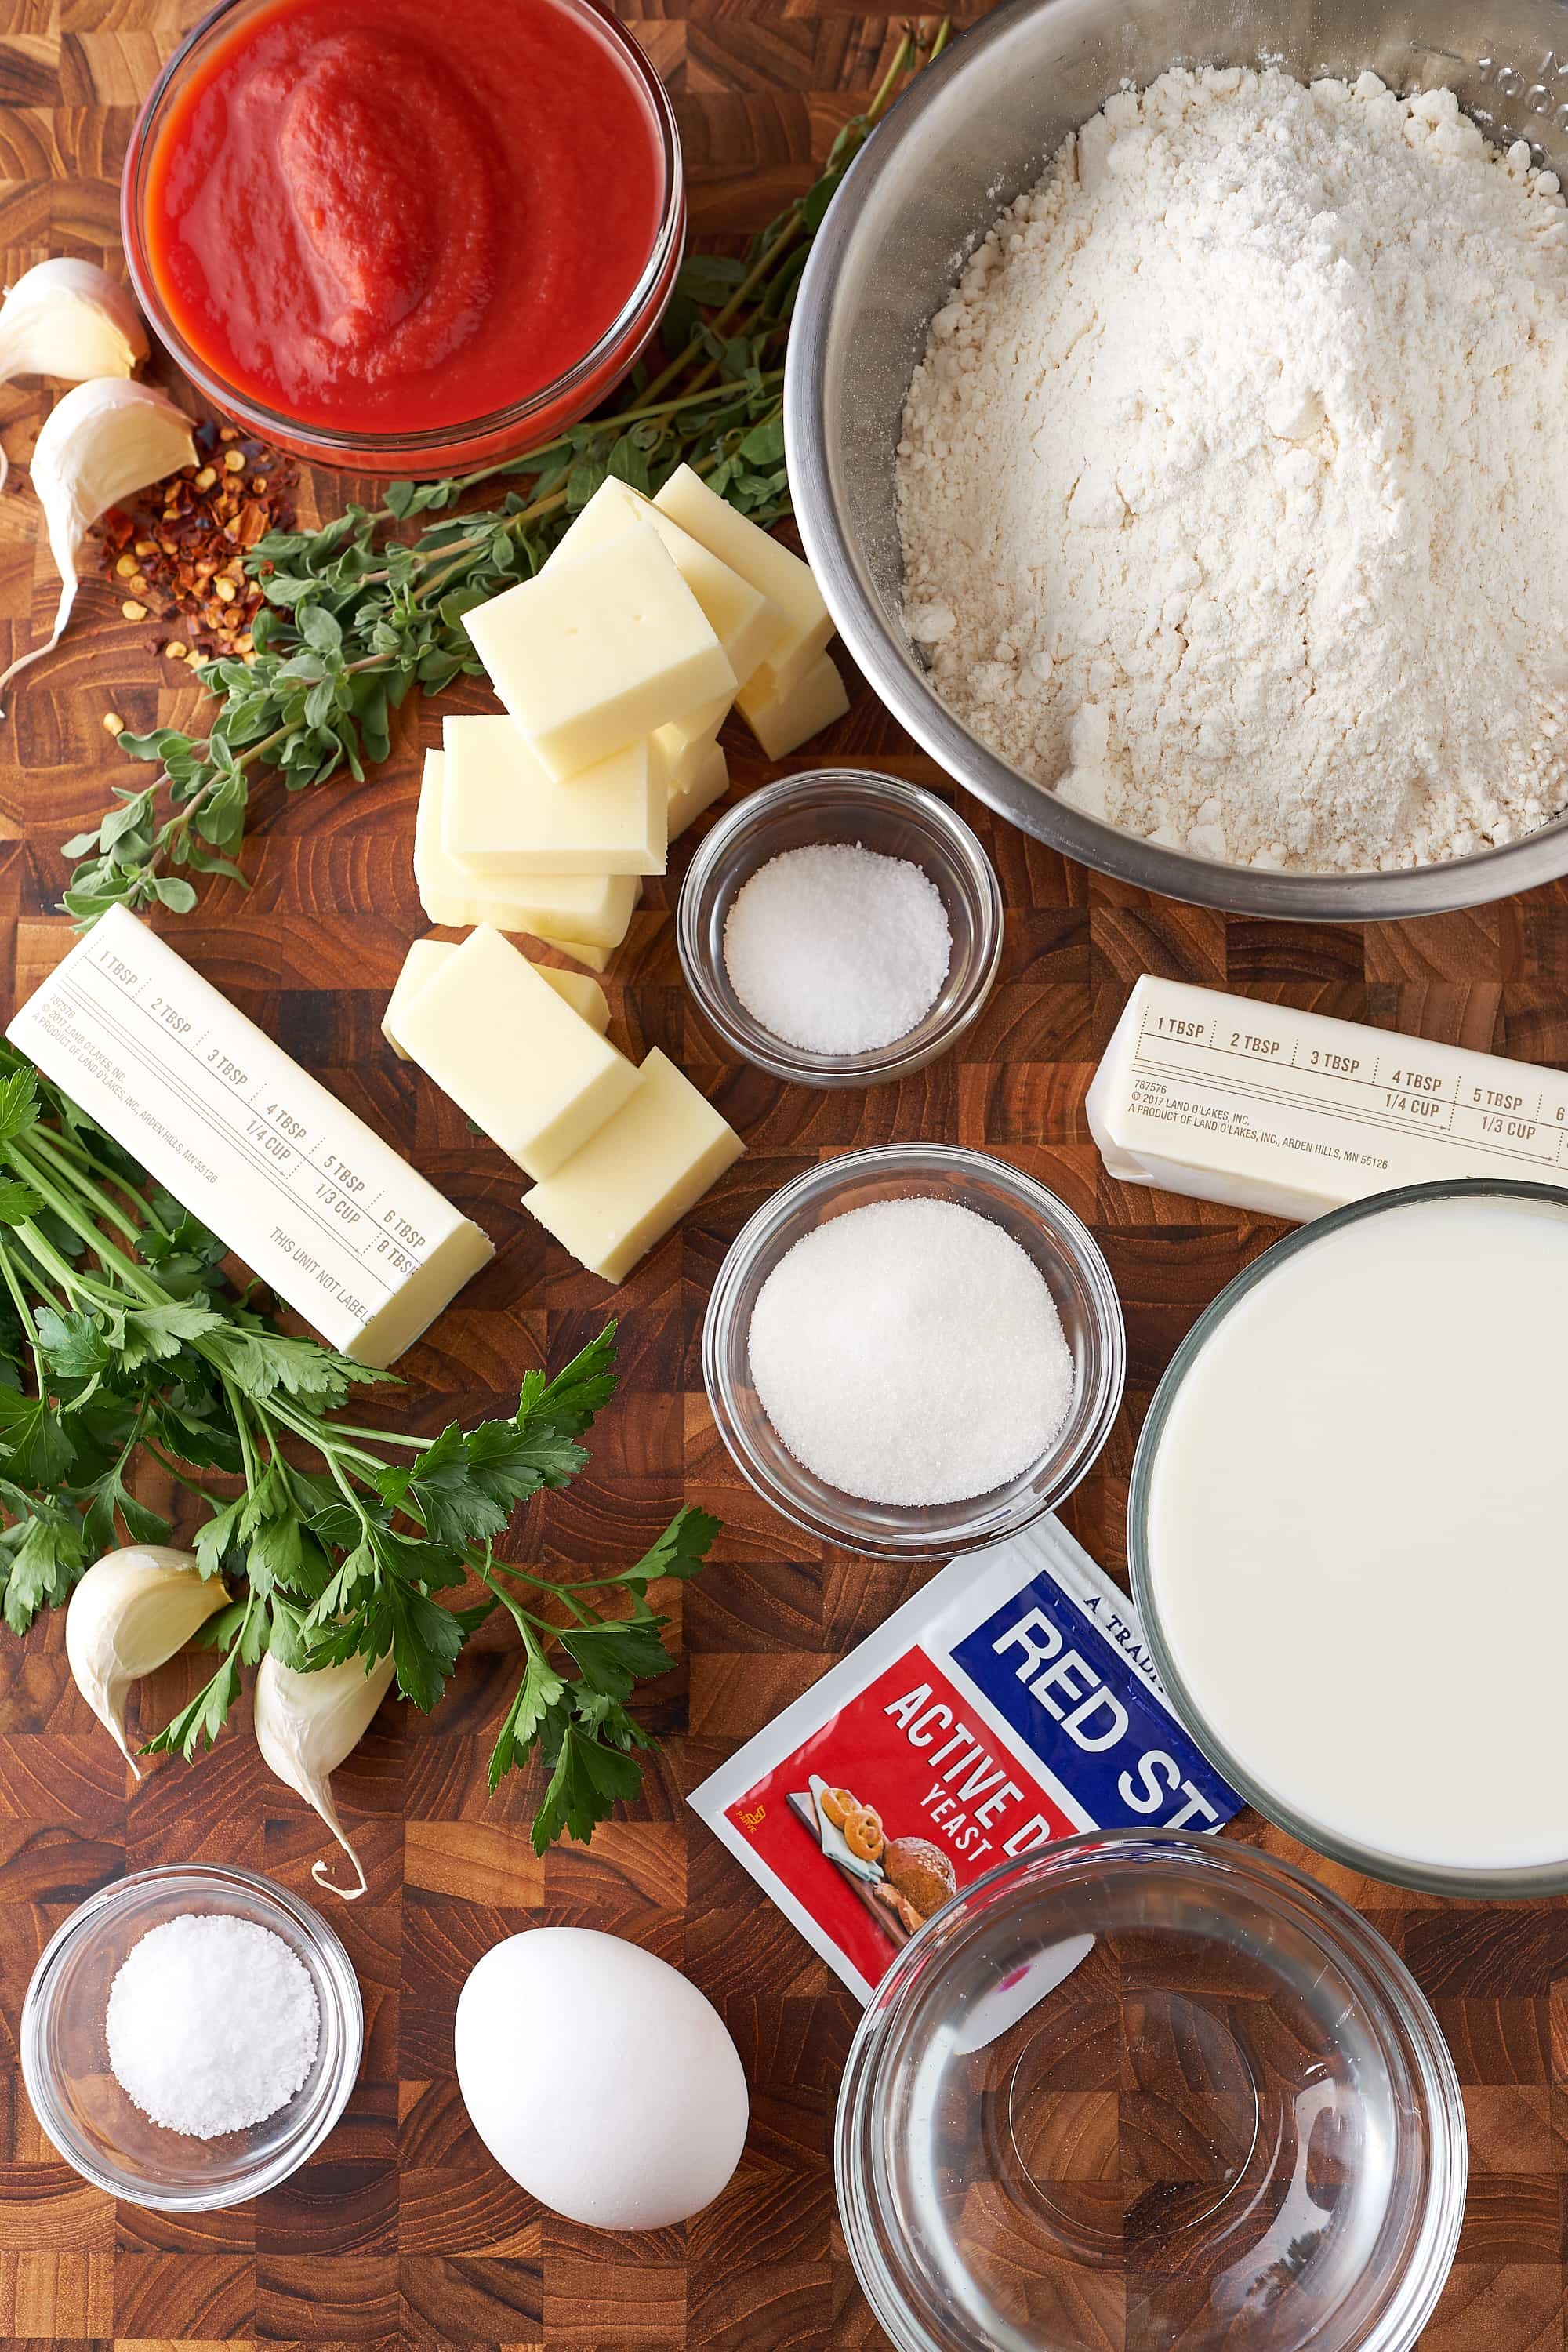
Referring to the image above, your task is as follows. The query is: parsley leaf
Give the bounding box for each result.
[531,1722,646,1854]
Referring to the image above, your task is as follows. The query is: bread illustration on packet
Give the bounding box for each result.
[789,1773,959,1946]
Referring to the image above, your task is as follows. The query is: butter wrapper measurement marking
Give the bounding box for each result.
[690,1517,1240,2002]
[8,906,492,1367]
[1091,973,1568,1222]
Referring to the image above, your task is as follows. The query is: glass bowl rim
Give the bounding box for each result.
[835,1828,1468,2352]
[20,1859,364,2209]
[118,0,685,458]
[701,1142,1127,1557]
[675,768,1005,1087]
[1128,1175,1568,1897]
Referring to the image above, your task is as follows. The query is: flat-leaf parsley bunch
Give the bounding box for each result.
[63,22,951,927]
[0,1044,716,1849]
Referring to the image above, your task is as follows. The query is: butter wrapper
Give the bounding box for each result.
[689,1519,1240,2002]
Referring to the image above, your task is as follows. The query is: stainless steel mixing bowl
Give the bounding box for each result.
[786,0,1568,920]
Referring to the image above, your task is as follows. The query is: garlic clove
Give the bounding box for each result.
[0,260,147,492]
[253,1647,397,1900]
[64,1545,227,1777]
[0,378,194,713]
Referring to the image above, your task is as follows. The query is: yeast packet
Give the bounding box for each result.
[689,1517,1241,2002]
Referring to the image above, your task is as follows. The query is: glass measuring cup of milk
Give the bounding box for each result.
[1130,1178,1568,1896]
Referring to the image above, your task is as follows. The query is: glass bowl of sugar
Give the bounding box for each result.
[677,770,1004,1087]
[20,1861,362,2209]
[703,1144,1125,1557]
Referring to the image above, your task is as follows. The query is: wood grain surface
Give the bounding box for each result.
[0,3,1563,2347]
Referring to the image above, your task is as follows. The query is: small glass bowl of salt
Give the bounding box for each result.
[20,1862,361,2209]
[704,1144,1126,1557]
[677,769,1004,1086]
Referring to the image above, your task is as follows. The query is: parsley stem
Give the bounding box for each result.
[0,1235,45,1381]
[143,1440,223,1503]
[22,1125,143,1243]
[6,1138,164,1297]
[487,1558,599,1624]
[331,1423,432,1450]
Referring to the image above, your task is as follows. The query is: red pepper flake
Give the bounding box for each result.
[100,416,297,665]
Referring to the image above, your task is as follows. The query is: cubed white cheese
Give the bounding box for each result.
[461,519,736,780]
[735,652,849,760]
[391,924,637,1179]
[554,478,781,688]
[383,936,608,1056]
[521,1048,743,1282]
[414,751,640,950]
[441,714,667,877]
[667,739,728,841]
[653,463,832,679]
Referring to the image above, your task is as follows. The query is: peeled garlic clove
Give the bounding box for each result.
[0,260,147,492]
[0,378,194,713]
[254,1647,397,1900]
[65,1545,227,1777]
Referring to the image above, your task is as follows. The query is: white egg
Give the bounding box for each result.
[453,1926,750,2230]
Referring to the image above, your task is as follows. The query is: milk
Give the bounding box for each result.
[1145,1190,1568,1873]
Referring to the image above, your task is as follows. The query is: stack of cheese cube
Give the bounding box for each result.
[412,463,847,974]
[383,927,743,1283]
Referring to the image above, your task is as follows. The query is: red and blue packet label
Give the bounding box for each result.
[691,1520,1240,2001]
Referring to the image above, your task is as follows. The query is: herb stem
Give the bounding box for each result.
[6,1140,162,1296]
[23,1125,143,1243]
[143,1441,224,1503]
[488,1556,600,1624]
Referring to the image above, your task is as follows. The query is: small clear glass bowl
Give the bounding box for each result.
[677,770,1004,1087]
[20,1863,362,2209]
[837,1833,1467,2352]
[702,1144,1125,1556]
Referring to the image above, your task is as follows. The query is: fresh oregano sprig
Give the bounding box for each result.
[63,21,951,927]
[0,1046,718,1847]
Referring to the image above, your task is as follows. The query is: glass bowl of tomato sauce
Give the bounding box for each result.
[122,0,684,477]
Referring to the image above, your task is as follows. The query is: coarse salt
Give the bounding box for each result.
[747,1196,1075,1505]
[722,842,951,1056]
[106,1912,321,2139]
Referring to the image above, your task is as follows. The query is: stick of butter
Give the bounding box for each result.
[383,938,608,1058]
[521,1048,743,1283]
[7,906,493,1368]
[441,715,667,878]
[391,925,637,1179]
[1089,974,1568,1221]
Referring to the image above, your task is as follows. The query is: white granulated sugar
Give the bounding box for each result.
[723,842,952,1054]
[107,1912,321,2138]
[747,1196,1075,1505]
[897,67,1568,873]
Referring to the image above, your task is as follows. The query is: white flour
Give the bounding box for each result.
[897,67,1568,872]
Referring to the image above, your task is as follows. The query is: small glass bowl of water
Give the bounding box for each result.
[20,1862,362,2209]
[837,1832,1465,2352]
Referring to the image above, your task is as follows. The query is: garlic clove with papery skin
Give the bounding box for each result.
[253,1647,398,1900]
[65,1545,227,1777]
[0,377,194,713]
[0,260,147,492]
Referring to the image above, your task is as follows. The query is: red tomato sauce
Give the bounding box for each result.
[144,0,667,437]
